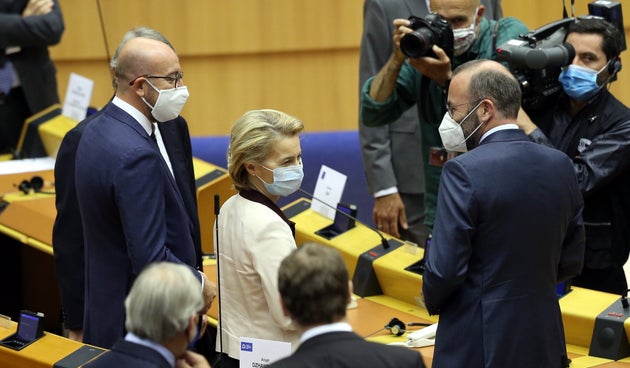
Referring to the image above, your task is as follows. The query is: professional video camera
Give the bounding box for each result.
[400,13,454,60]
[496,0,625,114]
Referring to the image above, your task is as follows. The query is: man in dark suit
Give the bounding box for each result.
[0,0,64,155]
[268,243,425,368]
[422,60,585,368]
[53,27,205,344]
[73,34,214,349]
[84,262,207,368]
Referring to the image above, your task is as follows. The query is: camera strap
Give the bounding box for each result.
[491,21,500,57]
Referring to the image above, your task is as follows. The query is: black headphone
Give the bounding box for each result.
[599,56,622,84]
[18,176,48,194]
[385,317,406,336]
[607,56,622,75]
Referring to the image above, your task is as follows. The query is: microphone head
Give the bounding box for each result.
[214,194,220,215]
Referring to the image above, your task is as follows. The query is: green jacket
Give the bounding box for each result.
[360,17,529,228]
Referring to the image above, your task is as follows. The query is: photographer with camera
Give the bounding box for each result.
[358,0,503,248]
[360,0,528,232]
[517,18,630,295]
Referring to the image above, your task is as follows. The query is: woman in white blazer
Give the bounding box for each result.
[215,109,304,367]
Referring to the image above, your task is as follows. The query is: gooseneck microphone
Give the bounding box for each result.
[296,188,391,249]
[214,194,224,365]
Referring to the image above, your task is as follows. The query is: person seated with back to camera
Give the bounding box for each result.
[84,262,210,368]
[268,242,426,368]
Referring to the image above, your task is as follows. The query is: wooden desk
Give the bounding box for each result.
[0,170,54,197]
[0,320,103,368]
[2,176,630,366]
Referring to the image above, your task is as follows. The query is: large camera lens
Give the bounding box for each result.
[400,29,436,58]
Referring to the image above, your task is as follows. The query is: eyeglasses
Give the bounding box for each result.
[128,71,184,87]
[445,99,484,119]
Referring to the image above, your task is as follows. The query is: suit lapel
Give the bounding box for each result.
[159,118,199,258]
[102,103,190,219]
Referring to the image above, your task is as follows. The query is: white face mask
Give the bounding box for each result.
[438,100,484,153]
[452,8,478,57]
[142,79,190,122]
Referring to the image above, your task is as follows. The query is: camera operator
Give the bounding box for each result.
[360,0,528,232]
[517,18,630,295]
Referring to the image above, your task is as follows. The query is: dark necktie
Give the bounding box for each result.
[150,124,158,145]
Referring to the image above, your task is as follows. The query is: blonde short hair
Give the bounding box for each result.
[227,109,304,191]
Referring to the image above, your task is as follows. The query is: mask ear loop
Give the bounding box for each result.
[457,100,487,147]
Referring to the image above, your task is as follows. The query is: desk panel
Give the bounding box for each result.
[193,158,236,255]
[0,196,56,251]
[0,321,90,368]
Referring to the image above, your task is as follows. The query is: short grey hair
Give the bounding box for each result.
[110,27,175,88]
[110,27,174,69]
[124,262,203,342]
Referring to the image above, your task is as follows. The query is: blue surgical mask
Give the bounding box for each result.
[257,164,304,197]
[187,314,203,350]
[558,64,607,101]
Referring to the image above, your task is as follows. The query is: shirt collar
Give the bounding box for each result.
[125,332,175,368]
[299,322,353,344]
[479,123,519,143]
[112,96,153,136]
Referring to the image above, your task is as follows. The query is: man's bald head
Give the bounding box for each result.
[115,37,180,93]
[451,60,521,119]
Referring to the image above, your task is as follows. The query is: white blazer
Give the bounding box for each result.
[215,192,299,359]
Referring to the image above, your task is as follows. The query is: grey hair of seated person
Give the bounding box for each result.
[124,262,203,342]
[278,243,350,327]
[227,109,304,191]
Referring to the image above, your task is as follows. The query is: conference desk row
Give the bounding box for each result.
[2,165,630,367]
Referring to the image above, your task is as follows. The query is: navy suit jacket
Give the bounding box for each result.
[83,340,171,368]
[53,109,203,331]
[423,129,585,368]
[74,102,199,348]
[268,331,425,368]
